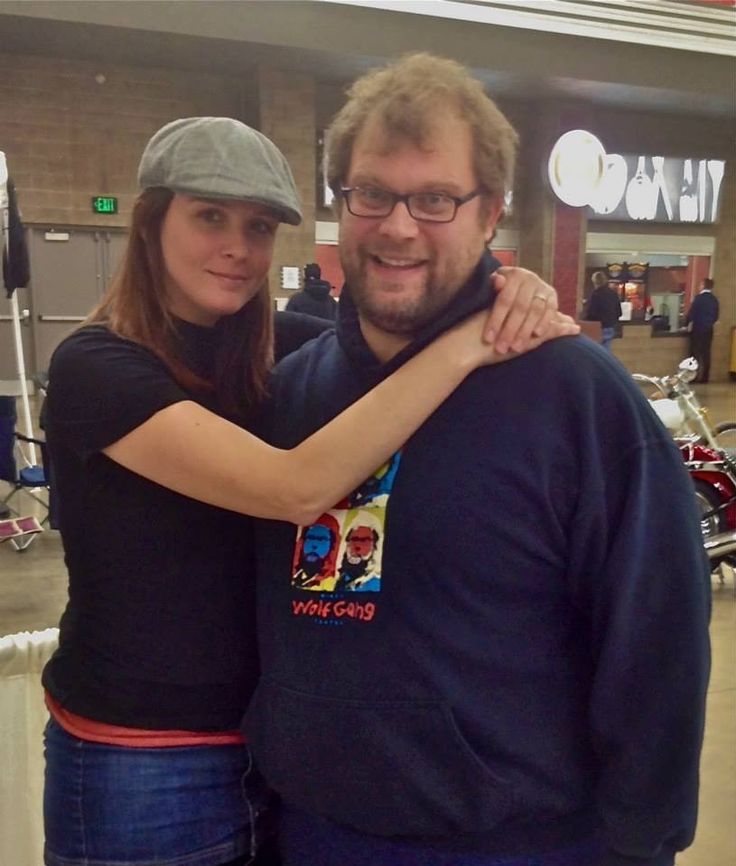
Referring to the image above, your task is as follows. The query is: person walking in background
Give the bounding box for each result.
[40,115,576,866]
[285,263,338,320]
[583,270,622,351]
[687,277,719,383]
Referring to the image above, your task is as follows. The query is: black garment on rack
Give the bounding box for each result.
[2,178,31,296]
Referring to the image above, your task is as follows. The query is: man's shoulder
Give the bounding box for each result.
[475,334,642,406]
[488,333,618,376]
[272,327,340,381]
[274,310,334,362]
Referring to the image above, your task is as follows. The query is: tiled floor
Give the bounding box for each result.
[1,383,735,864]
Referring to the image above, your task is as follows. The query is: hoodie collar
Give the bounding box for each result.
[335,251,502,381]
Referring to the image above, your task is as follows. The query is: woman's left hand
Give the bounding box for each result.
[485,267,580,354]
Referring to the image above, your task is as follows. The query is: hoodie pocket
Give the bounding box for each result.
[245,679,515,837]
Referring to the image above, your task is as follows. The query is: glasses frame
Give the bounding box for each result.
[340,186,484,224]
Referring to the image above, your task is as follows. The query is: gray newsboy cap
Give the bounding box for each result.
[138,117,302,225]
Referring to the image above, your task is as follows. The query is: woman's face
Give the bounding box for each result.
[159,194,279,326]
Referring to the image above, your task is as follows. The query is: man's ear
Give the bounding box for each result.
[483,198,505,244]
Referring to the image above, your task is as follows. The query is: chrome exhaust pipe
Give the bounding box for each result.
[704,530,736,560]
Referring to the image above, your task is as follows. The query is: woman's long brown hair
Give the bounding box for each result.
[86,188,274,424]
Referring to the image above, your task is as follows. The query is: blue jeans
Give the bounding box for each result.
[43,718,275,866]
[600,327,616,352]
[280,804,603,866]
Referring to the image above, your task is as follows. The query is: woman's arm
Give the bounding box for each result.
[104,309,524,524]
[104,268,577,525]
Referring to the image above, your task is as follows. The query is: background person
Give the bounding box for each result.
[583,270,622,351]
[686,277,719,383]
[41,115,575,866]
[285,263,338,320]
[248,53,711,866]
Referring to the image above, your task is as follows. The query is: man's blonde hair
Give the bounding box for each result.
[324,53,518,208]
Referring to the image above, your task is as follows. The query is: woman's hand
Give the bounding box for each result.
[485,267,580,354]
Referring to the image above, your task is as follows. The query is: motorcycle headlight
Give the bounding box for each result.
[678,357,698,383]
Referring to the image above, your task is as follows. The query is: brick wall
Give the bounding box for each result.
[0,52,244,227]
[0,52,319,297]
[257,66,316,297]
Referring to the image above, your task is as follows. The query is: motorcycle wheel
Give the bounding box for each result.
[714,422,736,456]
[693,479,726,539]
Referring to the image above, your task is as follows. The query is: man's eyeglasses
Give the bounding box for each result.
[340,186,484,224]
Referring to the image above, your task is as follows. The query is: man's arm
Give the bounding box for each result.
[582,291,599,322]
[568,436,710,866]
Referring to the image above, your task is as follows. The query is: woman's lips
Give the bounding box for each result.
[207,269,249,281]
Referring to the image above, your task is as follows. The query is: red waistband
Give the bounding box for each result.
[45,692,246,748]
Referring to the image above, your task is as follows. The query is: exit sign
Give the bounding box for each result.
[92,196,118,214]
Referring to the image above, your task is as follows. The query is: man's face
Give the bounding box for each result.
[338,112,502,336]
[301,525,333,563]
[345,526,375,562]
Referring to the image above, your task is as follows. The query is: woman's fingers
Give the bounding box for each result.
[486,268,559,353]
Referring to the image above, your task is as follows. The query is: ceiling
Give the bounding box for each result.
[0,0,734,118]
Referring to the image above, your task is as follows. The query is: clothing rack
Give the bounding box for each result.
[0,150,36,464]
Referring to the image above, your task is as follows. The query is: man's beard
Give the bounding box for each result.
[346,260,450,336]
[341,242,484,336]
[339,555,372,581]
[297,556,326,579]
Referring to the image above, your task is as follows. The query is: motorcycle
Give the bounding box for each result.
[633,358,736,575]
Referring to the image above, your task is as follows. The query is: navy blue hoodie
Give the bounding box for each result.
[249,253,711,865]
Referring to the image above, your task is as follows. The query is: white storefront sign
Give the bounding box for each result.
[548,130,725,224]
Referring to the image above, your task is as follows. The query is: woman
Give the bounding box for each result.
[42,117,576,866]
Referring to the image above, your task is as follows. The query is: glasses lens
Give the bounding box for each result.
[408,193,454,221]
[349,188,393,216]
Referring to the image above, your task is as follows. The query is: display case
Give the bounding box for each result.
[606,262,649,322]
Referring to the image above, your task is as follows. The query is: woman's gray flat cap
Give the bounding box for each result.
[138,117,302,225]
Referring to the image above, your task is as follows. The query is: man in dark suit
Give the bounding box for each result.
[583,271,622,351]
[687,278,719,383]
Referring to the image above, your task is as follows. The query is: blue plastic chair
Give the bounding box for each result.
[0,397,50,550]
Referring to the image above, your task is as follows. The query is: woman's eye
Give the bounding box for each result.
[251,220,277,236]
[198,208,225,224]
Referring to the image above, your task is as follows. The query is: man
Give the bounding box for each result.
[335,514,382,592]
[292,515,340,590]
[686,278,719,383]
[249,54,710,866]
[285,262,338,320]
[583,271,622,351]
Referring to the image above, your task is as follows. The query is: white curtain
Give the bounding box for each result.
[0,628,58,866]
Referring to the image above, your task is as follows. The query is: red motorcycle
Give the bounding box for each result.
[634,358,736,574]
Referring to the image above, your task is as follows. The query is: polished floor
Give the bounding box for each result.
[1,383,735,865]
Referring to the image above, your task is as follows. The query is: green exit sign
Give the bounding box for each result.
[92,196,118,214]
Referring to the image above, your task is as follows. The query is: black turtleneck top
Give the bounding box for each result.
[42,312,330,730]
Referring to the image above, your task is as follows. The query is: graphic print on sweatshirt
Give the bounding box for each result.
[291,452,400,610]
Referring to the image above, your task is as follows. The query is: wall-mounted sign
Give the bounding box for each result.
[548,131,725,224]
[281,266,301,291]
[91,195,118,214]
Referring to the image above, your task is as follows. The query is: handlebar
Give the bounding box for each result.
[632,373,674,398]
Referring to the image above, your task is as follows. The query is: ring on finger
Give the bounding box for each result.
[532,292,550,303]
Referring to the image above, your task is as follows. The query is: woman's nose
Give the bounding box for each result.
[221,228,250,259]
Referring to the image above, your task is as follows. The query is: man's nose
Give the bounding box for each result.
[377,201,419,239]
